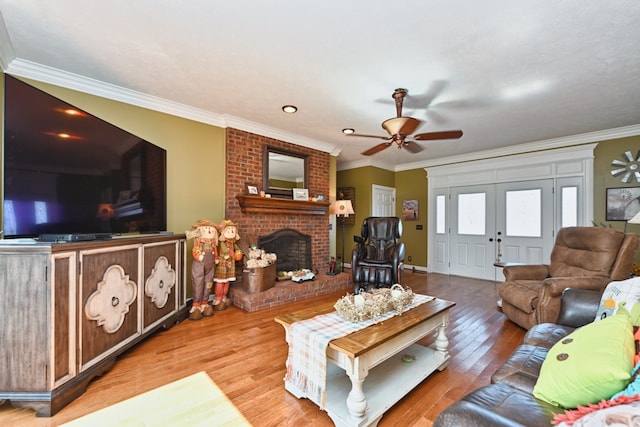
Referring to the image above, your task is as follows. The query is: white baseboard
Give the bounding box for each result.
[403,264,428,273]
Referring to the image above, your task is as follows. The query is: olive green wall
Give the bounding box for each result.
[594,136,640,252]
[1,75,227,234]
[395,169,428,267]
[337,167,427,268]
[595,136,640,265]
[336,166,394,264]
[339,136,640,269]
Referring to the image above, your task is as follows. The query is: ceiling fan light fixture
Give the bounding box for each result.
[282,105,298,114]
[381,117,420,136]
[342,128,355,135]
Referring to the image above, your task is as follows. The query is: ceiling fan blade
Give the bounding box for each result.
[346,133,391,140]
[413,130,463,141]
[402,141,423,153]
[361,142,392,156]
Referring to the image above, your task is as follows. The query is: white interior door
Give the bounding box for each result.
[372,185,396,217]
[494,180,555,281]
[446,180,554,281]
[431,189,450,274]
[449,185,496,280]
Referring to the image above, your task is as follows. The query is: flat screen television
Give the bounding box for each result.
[2,75,167,239]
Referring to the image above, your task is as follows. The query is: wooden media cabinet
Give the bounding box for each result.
[0,234,188,416]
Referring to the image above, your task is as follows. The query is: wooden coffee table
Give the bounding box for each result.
[275,296,455,427]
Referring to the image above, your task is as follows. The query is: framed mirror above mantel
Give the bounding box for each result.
[263,146,309,199]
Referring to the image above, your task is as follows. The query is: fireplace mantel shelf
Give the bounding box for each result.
[237,195,330,215]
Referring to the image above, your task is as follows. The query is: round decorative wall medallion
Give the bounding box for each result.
[611,151,640,183]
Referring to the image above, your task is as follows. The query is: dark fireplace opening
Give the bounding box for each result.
[258,228,311,272]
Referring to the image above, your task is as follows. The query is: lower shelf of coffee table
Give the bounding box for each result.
[323,343,449,427]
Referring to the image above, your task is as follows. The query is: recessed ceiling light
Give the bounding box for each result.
[282,105,298,114]
[342,128,355,135]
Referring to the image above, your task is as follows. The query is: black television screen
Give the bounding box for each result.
[2,75,167,239]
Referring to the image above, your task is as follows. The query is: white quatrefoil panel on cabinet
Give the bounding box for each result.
[145,256,176,309]
[85,265,137,333]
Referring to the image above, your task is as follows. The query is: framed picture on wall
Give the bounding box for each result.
[247,185,258,195]
[402,200,419,221]
[293,188,309,201]
[606,187,640,221]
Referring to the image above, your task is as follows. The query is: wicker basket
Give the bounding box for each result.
[334,284,414,322]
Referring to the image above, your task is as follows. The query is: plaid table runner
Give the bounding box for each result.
[284,293,434,408]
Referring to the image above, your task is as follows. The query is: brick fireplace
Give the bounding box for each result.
[224,128,330,272]
[225,128,353,310]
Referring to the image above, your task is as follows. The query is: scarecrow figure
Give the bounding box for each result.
[213,219,242,310]
[186,219,219,320]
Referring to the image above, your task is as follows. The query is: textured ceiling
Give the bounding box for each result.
[0,0,639,171]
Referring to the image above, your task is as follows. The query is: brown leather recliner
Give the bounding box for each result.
[351,217,405,293]
[498,226,639,330]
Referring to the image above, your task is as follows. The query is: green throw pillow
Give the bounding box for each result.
[533,308,635,409]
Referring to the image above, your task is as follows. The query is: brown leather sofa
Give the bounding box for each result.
[434,288,602,427]
[498,226,639,330]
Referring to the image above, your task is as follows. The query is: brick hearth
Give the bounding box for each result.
[230,271,353,312]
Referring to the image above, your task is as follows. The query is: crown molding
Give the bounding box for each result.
[223,115,339,155]
[0,12,15,70]
[336,157,395,172]
[3,59,342,155]
[4,58,637,168]
[425,143,598,178]
[395,124,640,171]
[5,59,228,127]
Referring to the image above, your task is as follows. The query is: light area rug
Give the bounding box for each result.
[61,371,252,427]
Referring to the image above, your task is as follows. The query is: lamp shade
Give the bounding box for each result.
[628,210,640,225]
[333,200,354,217]
[381,117,420,136]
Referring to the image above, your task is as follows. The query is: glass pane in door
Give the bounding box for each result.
[505,189,541,237]
[457,192,485,235]
[561,186,578,227]
[436,194,446,234]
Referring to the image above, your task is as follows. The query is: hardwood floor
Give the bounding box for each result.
[0,271,525,427]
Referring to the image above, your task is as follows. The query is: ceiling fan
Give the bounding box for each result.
[347,88,463,156]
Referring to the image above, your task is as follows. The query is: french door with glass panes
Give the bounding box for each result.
[446,180,555,281]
